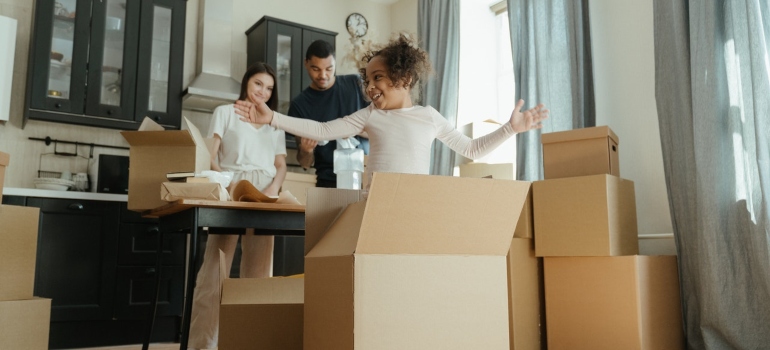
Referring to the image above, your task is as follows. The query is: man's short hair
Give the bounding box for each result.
[306,40,335,61]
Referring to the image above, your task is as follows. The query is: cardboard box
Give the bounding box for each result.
[544,256,684,350]
[218,251,304,350]
[542,126,619,179]
[0,297,52,349]
[303,173,530,350]
[461,120,517,164]
[0,151,9,200]
[533,174,638,256]
[458,164,532,239]
[507,238,545,350]
[121,117,210,211]
[0,204,40,301]
[282,172,317,204]
[160,182,227,202]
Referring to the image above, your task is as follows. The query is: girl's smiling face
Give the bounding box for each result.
[363,56,413,110]
[246,72,274,105]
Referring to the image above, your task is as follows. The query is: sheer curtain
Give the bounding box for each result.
[507,0,594,180]
[418,0,460,176]
[653,0,770,348]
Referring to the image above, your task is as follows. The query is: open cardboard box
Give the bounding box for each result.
[544,255,684,350]
[217,251,304,350]
[0,297,51,350]
[303,173,531,350]
[0,204,40,301]
[121,117,210,211]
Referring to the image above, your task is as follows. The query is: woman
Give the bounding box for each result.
[188,62,287,350]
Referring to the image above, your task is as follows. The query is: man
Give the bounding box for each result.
[287,40,369,188]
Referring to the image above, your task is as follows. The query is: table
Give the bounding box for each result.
[141,199,305,350]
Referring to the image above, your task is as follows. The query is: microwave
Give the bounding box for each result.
[96,154,129,194]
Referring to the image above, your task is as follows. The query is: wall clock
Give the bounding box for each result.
[346,13,368,38]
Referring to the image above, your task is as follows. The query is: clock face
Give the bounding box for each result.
[346,13,368,38]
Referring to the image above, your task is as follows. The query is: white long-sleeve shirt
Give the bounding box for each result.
[271,104,516,178]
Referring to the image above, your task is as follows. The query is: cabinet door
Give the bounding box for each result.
[27,198,120,321]
[84,0,140,121]
[27,0,90,115]
[134,0,186,129]
[114,265,184,319]
[268,22,302,114]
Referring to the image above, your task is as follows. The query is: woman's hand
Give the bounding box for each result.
[234,99,274,124]
[509,99,549,133]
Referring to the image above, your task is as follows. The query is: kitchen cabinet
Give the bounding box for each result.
[1,195,183,349]
[246,16,337,117]
[24,0,186,130]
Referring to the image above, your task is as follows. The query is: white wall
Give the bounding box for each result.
[588,0,675,252]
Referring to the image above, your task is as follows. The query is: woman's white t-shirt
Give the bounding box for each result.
[208,104,286,177]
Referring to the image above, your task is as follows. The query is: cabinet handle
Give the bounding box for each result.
[107,110,112,115]
[144,268,156,275]
[68,203,84,210]
[55,103,62,108]
[147,226,160,235]
[153,116,161,122]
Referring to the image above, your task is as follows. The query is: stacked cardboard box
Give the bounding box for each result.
[303,174,530,350]
[535,127,684,349]
[0,151,52,349]
[459,163,544,350]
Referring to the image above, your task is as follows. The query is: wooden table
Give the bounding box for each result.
[141,199,305,350]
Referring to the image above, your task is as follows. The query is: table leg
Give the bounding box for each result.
[179,211,199,350]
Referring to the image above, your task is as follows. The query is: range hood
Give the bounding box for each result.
[182,0,240,113]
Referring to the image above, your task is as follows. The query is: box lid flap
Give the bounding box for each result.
[356,173,530,256]
[541,126,619,144]
[138,116,166,131]
[306,201,366,257]
[121,129,198,147]
[0,151,9,166]
[182,117,211,173]
[221,277,304,305]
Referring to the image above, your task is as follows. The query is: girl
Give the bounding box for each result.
[188,62,287,350]
[234,34,547,186]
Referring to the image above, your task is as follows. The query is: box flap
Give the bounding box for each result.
[138,116,166,131]
[541,126,619,145]
[304,188,364,255]
[221,277,304,305]
[306,201,366,258]
[357,173,530,256]
[218,249,226,303]
[0,151,9,166]
[121,130,198,147]
[183,116,211,173]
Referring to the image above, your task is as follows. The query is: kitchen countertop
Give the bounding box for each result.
[3,187,128,202]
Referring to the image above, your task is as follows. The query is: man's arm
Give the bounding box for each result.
[296,136,317,170]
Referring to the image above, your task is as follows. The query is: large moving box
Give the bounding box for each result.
[507,238,545,350]
[533,174,638,256]
[0,297,52,349]
[0,204,41,301]
[304,174,530,350]
[121,117,210,211]
[544,256,684,350]
[542,126,619,179]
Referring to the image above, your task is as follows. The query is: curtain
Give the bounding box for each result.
[653,0,770,348]
[507,0,595,181]
[418,0,460,176]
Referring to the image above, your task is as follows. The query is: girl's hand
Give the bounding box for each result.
[234,99,274,124]
[509,99,549,133]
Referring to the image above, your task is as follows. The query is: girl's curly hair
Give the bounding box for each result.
[359,33,433,89]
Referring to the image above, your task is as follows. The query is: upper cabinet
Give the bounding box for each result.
[24,0,186,130]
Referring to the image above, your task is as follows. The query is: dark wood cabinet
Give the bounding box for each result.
[1,196,184,349]
[24,0,186,130]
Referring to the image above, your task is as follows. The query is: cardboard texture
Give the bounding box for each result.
[160,182,227,202]
[533,174,638,256]
[461,120,516,164]
[542,126,620,179]
[544,256,684,350]
[0,297,51,349]
[507,238,545,350]
[0,204,40,301]
[218,251,304,350]
[121,117,211,211]
[304,173,531,350]
[282,172,317,204]
[0,151,8,200]
[458,164,532,239]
